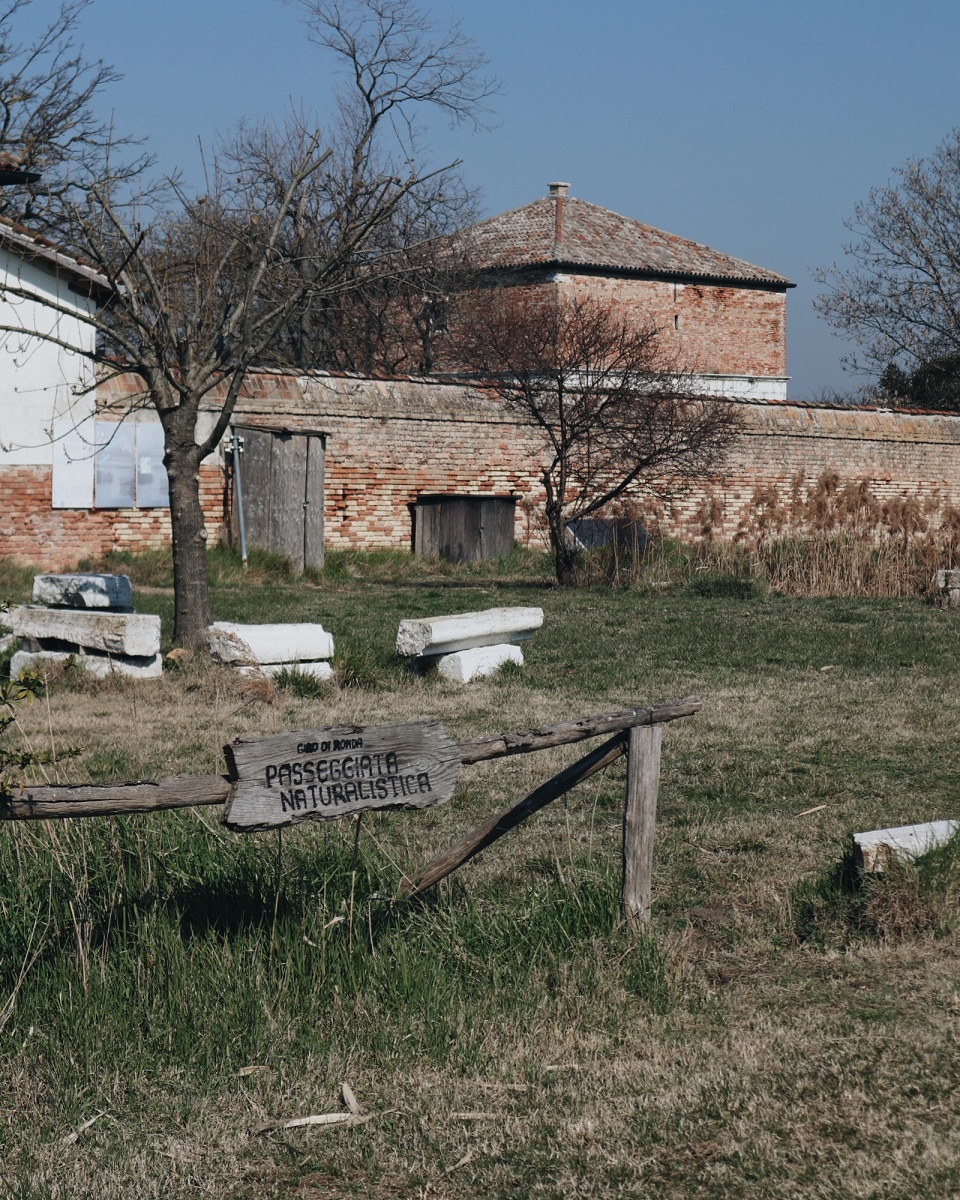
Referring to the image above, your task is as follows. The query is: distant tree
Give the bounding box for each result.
[816,129,960,402]
[0,0,494,646]
[878,362,911,404]
[462,292,742,585]
[0,0,146,231]
[878,353,960,411]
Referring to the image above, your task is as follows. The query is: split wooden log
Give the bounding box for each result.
[398,732,628,897]
[456,697,700,764]
[1,775,233,820]
[0,699,699,823]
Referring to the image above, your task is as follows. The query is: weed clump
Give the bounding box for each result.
[792,834,960,947]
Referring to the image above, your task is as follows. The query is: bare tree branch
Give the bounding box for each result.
[460,292,741,584]
[0,0,149,230]
[816,128,960,392]
[0,0,495,644]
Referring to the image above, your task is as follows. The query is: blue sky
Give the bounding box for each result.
[70,0,960,398]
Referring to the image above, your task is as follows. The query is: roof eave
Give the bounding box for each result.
[479,259,795,290]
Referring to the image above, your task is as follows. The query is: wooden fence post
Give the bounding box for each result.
[621,723,662,927]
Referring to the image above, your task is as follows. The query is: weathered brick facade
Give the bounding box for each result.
[562,274,787,379]
[0,460,224,569]
[452,185,792,390]
[4,371,960,568]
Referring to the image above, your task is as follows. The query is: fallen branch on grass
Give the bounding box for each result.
[251,1111,374,1136]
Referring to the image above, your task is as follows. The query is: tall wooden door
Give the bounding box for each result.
[234,427,325,572]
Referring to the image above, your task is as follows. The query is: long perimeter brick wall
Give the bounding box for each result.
[5,371,960,569]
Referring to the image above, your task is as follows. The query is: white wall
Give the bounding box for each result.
[0,246,98,467]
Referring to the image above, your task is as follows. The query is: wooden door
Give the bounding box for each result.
[234,428,324,572]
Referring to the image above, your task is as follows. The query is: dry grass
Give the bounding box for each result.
[2,569,960,1197]
[578,472,960,598]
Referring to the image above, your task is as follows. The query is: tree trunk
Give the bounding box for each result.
[554,544,580,586]
[166,444,212,646]
[547,511,580,587]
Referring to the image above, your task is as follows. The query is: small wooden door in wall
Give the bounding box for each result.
[234,427,325,572]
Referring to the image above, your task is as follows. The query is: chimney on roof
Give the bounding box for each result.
[549,182,569,253]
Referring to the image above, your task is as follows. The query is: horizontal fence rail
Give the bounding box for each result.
[1,698,701,823]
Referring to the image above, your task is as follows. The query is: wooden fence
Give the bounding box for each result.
[1,696,701,926]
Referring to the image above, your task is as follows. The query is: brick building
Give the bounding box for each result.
[449,183,794,401]
[6,192,960,571]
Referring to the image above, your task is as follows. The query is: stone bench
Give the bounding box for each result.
[8,582,162,678]
[207,622,335,682]
[396,607,543,682]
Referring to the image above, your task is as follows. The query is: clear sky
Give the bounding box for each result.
[68,0,960,399]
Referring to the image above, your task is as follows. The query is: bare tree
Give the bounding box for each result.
[0,0,494,645]
[816,128,960,391]
[265,0,495,374]
[461,293,741,585]
[0,0,146,230]
[238,124,479,375]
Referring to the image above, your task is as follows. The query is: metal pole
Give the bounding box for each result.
[232,432,248,568]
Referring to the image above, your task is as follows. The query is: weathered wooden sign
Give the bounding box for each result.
[222,719,462,832]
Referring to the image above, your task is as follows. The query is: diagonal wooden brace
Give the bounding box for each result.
[398,732,628,898]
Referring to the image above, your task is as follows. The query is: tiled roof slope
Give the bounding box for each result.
[462,194,793,288]
[0,214,111,293]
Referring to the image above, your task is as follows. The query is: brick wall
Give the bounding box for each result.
[5,371,960,569]
[0,462,224,569]
[234,375,960,552]
[705,401,960,539]
[561,275,787,379]
[439,271,788,381]
[233,374,547,551]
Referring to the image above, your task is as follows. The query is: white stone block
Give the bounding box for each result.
[935,569,960,606]
[32,573,133,610]
[435,643,523,683]
[208,622,334,665]
[11,648,162,680]
[8,607,161,658]
[396,607,543,657]
[235,660,335,682]
[854,819,959,872]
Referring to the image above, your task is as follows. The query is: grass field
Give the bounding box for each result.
[2,549,960,1198]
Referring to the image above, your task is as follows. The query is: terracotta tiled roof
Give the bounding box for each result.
[462,191,793,288]
[0,213,111,293]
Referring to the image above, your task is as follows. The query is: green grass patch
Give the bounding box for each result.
[3,550,960,1197]
[793,831,960,947]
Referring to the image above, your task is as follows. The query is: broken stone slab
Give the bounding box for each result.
[853,819,959,872]
[208,622,335,665]
[396,607,544,658]
[235,661,335,682]
[11,647,163,680]
[434,643,523,683]
[7,607,161,658]
[32,573,133,611]
[935,569,960,606]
